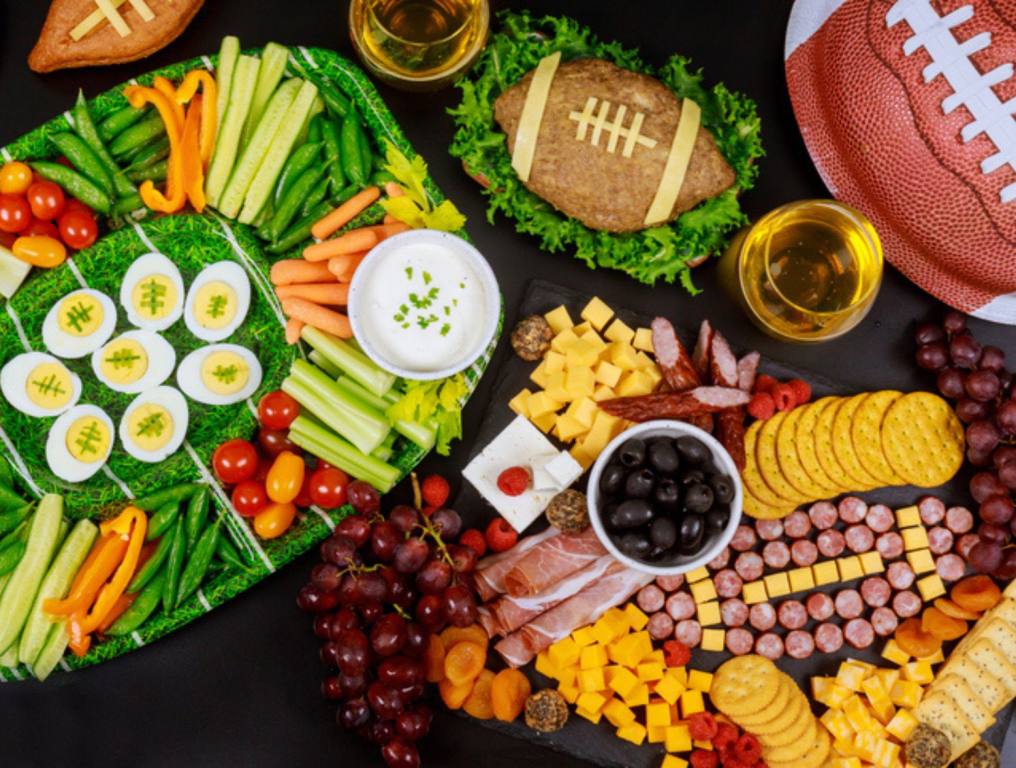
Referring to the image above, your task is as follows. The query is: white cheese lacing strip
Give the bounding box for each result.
[887,0,1016,203]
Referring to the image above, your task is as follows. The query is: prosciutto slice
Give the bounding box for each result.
[504,528,606,597]
[473,528,556,602]
[495,562,653,667]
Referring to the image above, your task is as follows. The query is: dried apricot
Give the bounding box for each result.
[444,641,486,686]
[934,597,981,622]
[490,668,532,722]
[462,669,496,719]
[895,617,943,658]
[424,633,446,683]
[439,676,474,710]
[440,624,488,650]
[951,575,1002,613]
[921,607,968,641]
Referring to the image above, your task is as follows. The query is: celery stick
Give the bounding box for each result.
[241,42,290,148]
[372,443,393,462]
[289,417,399,492]
[215,36,241,133]
[301,325,395,397]
[207,55,260,207]
[308,350,341,378]
[283,371,388,455]
[333,376,434,449]
[335,375,391,413]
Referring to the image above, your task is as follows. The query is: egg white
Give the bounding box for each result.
[119,386,189,463]
[176,344,263,406]
[183,261,251,342]
[45,404,114,483]
[42,289,117,359]
[91,330,177,394]
[119,252,186,331]
[0,352,82,417]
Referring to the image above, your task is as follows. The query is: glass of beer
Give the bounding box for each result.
[717,200,884,343]
[348,0,489,90]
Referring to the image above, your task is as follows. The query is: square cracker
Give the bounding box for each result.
[960,639,1016,699]
[932,674,995,732]
[937,658,1009,714]
[954,616,1016,659]
[915,691,981,762]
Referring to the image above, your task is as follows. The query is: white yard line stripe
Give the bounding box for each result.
[58,657,71,672]
[7,666,22,680]
[65,257,89,289]
[0,424,43,497]
[6,304,32,352]
[63,111,76,129]
[131,221,159,253]
[0,147,12,162]
[183,440,274,572]
[131,630,144,647]
[310,504,335,530]
[201,55,214,71]
[214,218,287,328]
[245,398,259,418]
[102,465,135,498]
[197,588,212,612]
[128,78,139,86]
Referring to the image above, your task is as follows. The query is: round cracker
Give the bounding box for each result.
[734,676,794,727]
[794,397,842,494]
[763,715,817,761]
[831,395,882,489]
[776,407,829,499]
[742,488,795,520]
[813,397,850,489]
[743,422,794,507]
[756,413,809,504]
[882,392,965,487]
[712,656,781,717]
[745,685,807,735]
[851,390,907,485]
[768,728,830,768]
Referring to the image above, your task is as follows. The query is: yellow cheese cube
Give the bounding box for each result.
[896,505,920,528]
[544,350,565,374]
[830,759,862,768]
[889,680,922,708]
[592,616,623,646]
[556,666,577,689]
[548,637,581,669]
[580,297,613,330]
[690,580,717,604]
[564,397,598,428]
[872,739,900,768]
[607,667,641,699]
[902,660,933,684]
[679,671,709,695]
[654,673,686,705]
[874,668,900,693]
[623,602,649,632]
[647,725,667,744]
[680,688,705,717]
[861,678,895,723]
[666,666,688,687]
[764,572,791,598]
[836,661,869,692]
[741,581,767,604]
[917,573,946,601]
[634,351,656,370]
[527,391,562,418]
[901,526,929,551]
[578,328,608,353]
[529,362,549,388]
[544,306,573,334]
[644,649,665,665]
[580,644,609,670]
[508,388,532,417]
[535,651,559,680]
[570,443,596,471]
[821,709,855,741]
[788,567,816,593]
[603,698,636,728]
[572,321,591,336]
[842,695,872,731]
[811,676,835,705]
[565,338,600,370]
[557,680,579,703]
[696,601,721,627]
[908,548,936,574]
[550,327,580,354]
[686,566,710,583]
[571,626,597,647]
[813,560,840,586]
[578,668,606,693]
[661,756,689,768]
[530,411,557,433]
[637,662,665,682]
[859,550,885,575]
[700,628,725,652]
[555,414,587,442]
[577,690,609,714]
[825,683,853,708]
[917,647,945,664]
[622,682,649,708]
[615,722,647,746]
[885,708,919,741]
[837,556,863,581]
[565,366,596,400]
[881,639,910,666]
[593,359,623,388]
[604,319,635,345]
[852,730,878,762]
[545,371,570,404]
[609,341,639,371]
[665,724,692,753]
[646,700,672,728]
[631,327,653,352]
[641,364,663,387]
[692,740,712,751]
[615,370,654,397]
[575,706,602,724]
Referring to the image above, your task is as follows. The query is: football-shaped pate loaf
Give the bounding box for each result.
[494,57,736,233]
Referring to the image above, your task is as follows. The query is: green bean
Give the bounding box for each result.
[307,115,324,143]
[357,123,373,179]
[216,537,250,572]
[161,518,186,613]
[125,135,170,171]
[127,527,172,593]
[299,179,330,217]
[74,90,135,199]
[47,132,114,197]
[320,120,346,194]
[177,517,222,606]
[184,487,209,553]
[267,200,334,254]
[112,194,143,216]
[318,82,351,119]
[29,161,111,214]
[126,159,167,184]
[0,541,25,577]
[145,500,180,541]
[98,104,148,143]
[107,569,165,636]
[133,482,203,513]
[273,142,321,208]
[110,113,166,157]
[264,165,327,243]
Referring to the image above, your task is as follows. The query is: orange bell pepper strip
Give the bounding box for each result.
[176,69,218,169]
[180,96,206,213]
[123,85,186,213]
[153,76,185,129]
[96,591,137,634]
[44,533,127,616]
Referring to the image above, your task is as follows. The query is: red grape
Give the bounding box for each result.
[993,548,1016,580]
[966,420,1001,453]
[329,608,360,638]
[964,370,1000,402]
[336,515,371,547]
[340,671,368,698]
[382,739,420,768]
[321,535,358,568]
[442,584,478,627]
[297,584,339,613]
[310,563,342,592]
[320,641,341,668]
[956,398,990,423]
[359,601,384,625]
[354,572,388,603]
[394,538,429,574]
[368,682,404,719]
[970,471,1005,503]
[339,574,361,605]
[414,594,444,629]
[968,446,993,467]
[396,706,432,741]
[448,543,478,574]
[915,322,945,345]
[396,682,425,704]
[999,462,1016,490]
[949,334,982,369]
[981,495,1015,525]
[943,311,966,334]
[916,342,948,370]
[348,480,381,514]
[313,614,333,639]
[377,656,424,688]
[338,698,371,730]
[336,629,371,676]
[371,614,408,657]
[968,540,1003,573]
[429,508,462,539]
[997,400,1016,434]
[936,368,965,399]
[994,446,1016,467]
[403,623,428,658]
[366,720,395,745]
[980,345,1006,372]
[386,575,416,609]
[415,559,452,595]
[978,524,1010,544]
[322,675,344,700]
[372,522,401,561]
[389,505,420,534]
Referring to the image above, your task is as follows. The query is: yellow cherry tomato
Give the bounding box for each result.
[0,162,32,195]
[266,450,305,504]
[12,235,67,268]
[253,501,297,539]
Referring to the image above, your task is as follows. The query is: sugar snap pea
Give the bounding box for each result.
[318,81,351,119]
[162,518,186,613]
[216,537,251,572]
[30,161,111,214]
[125,135,170,171]
[177,517,222,606]
[0,505,29,537]
[108,569,165,636]
[74,90,136,199]
[320,119,346,194]
[307,115,324,143]
[298,180,330,218]
[128,527,172,593]
[264,164,327,243]
[273,141,321,208]
[98,104,148,143]
[267,199,334,254]
[110,113,166,157]
[358,124,373,178]
[145,500,180,541]
[184,487,209,553]
[126,160,168,184]
[0,484,27,515]
[339,117,367,188]
[112,193,143,216]
[47,132,114,198]
[133,483,203,513]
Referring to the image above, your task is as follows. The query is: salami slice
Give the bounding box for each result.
[637,584,666,613]
[817,529,846,558]
[936,553,966,582]
[714,569,744,599]
[725,627,755,656]
[754,631,784,660]
[860,576,891,608]
[945,506,974,535]
[892,590,922,618]
[763,541,791,570]
[674,619,702,647]
[756,519,784,541]
[655,574,685,592]
[729,525,757,553]
[721,598,749,627]
[783,510,812,539]
[651,317,699,391]
[809,501,838,530]
[887,561,916,591]
[648,611,675,640]
[814,622,844,654]
[806,592,835,621]
[749,602,777,631]
[919,496,946,526]
[665,592,697,621]
[717,409,747,471]
[871,606,899,637]
[957,534,980,560]
[791,539,819,567]
[599,387,751,422]
[838,496,868,524]
[706,548,731,571]
[845,524,875,554]
[710,331,739,388]
[692,320,713,379]
[778,600,808,630]
[785,629,816,659]
[928,526,955,556]
[737,352,760,392]
[866,504,895,533]
[835,589,864,619]
[735,552,764,582]
[876,532,905,561]
[844,618,875,649]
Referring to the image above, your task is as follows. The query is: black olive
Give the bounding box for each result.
[613,499,654,529]
[617,532,652,559]
[599,464,626,496]
[676,435,709,466]
[678,514,705,554]
[684,483,714,514]
[650,517,677,550]
[679,468,705,487]
[648,441,680,475]
[625,469,655,499]
[705,508,729,534]
[708,473,734,504]
[654,479,680,510]
[618,438,646,468]
[603,503,620,531]
[647,545,668,561]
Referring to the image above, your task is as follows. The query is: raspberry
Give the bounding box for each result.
[662,639,691,667]
[753,374,778,393]
[772,382,796,411]
[746,392,775,420]
[485,518,518,552]
[421,474,450,508]
[496,466,530,497]
[711,722,739,751]
[689,750,719,768]
[787,378,812,406]
[734,733,763,764]
[687,712,718,741]
[459,528,487,557]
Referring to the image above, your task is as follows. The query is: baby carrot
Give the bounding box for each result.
[275,283,350,306]
[281,297,352,339]
[383,213,398,225]
[310,186,380,240]
[269,259,335,286]
[369,222,411,239]
[328,252,368,282]
[303,228,378,262]
[384,181,404,198]
[285,317,304,345]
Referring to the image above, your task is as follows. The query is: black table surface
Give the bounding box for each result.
[2,1,1014,766]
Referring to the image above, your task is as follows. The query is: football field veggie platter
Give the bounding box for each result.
[0,38,496,682]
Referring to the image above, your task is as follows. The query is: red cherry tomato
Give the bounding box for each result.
[257,427,299,458]
[295,473,314,508]
[63,198,92,216]
[258,390,300,430]
[24,218,60,239]
[57,209,98,249]
[254,455,272,484]
[26,181,65,220]
[0,162,32,195]
[0,194,31,233]
[212,438,259,484]
[266,451,305,504]
[232,480,268,518]
[308,467,350,510]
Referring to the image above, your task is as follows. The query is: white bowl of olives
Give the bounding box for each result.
[587,420,743,576]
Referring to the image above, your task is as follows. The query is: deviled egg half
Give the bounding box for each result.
[1,352,82,418]
[119,386,189,463]
[184,261,250,342]
[120,252,186,332]
[46,404,114,482]
[91,330,176,394]
[176,344,262,405]
[42,289,117,359]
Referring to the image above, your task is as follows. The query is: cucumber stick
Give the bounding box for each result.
[239,80,319,224]
[206,55,261,208]
[0,494,63,656]
[218,79,300,219]
[241,42,290,148]
[31,624,68,681]
[215,36,241,131]
[295,95,325,149]
[18,519,98,666]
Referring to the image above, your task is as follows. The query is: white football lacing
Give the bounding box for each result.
[887,0,1016,203]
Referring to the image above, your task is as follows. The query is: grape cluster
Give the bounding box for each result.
[297,482,479,768]
[914,311,1016,579]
